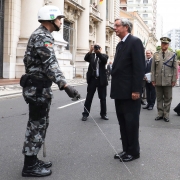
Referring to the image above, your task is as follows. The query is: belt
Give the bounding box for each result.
[26,76,52,88]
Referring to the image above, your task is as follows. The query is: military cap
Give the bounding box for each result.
[160,37,171,44]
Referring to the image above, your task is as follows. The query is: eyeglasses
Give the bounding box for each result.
[114,24,122,28]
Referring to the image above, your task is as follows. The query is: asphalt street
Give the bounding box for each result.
[0,83,180,180]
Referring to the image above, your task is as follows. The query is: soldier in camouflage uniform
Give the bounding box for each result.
[20,5,80,177]
[151,37,177,122]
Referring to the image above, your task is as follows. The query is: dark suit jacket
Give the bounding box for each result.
[107,64,112,74]
[110,34,145,99]
[84,52,108,87]
[145,58,153,74]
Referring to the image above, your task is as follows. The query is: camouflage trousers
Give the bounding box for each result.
[22,99,51,156]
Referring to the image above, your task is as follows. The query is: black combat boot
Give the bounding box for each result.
[37,158,52,168]
[22,155,52,177]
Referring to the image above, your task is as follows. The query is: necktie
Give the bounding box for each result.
[146,60,149,67]
[94,55,98,69]
[93,55,98,77]
[162,52,165,59]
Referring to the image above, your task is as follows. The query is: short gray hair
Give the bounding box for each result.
[146,50,153,54]
[115,18,133,33]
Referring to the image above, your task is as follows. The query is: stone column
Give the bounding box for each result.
[51,0,74,79]
[50,0,64,33]
[15,0,44,78]
[75,0,90,67]
[20,0,44,38]
[96,0,106,53]
[50,0,65,42]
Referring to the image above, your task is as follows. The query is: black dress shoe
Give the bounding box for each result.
[37,159,52,168]
[147,106,153,110]
[164,117,170,122]
[155,116,163,121]
[82,116,88,121]
[143,105,149,109]
[120,154,140,162]
[101,115,109,120]
[22,162,52,177]
[114,151,126,159]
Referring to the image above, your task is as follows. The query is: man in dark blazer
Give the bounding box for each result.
[111,18,145,162]
[143,50,156,110]
[82,44,109,121]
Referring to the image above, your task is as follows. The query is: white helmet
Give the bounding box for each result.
[38,5,65,21]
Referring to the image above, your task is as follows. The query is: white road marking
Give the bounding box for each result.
[57,99,85,109]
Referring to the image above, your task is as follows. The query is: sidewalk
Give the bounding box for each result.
[0,78,86,97]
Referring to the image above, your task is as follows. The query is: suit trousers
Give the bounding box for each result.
[115,99,141,156]
[146,82,156,107]
[83,77,107,117]
[155,86,172,118]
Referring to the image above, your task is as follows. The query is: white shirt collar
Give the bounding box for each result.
[121,33,130,42]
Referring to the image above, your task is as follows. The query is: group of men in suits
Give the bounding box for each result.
[82,18,145,162]
[142,37,177,123]
[82,17,177,163]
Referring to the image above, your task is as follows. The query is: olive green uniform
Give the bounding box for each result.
[151,50,177,118]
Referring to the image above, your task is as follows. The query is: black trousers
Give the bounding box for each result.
[83,77,107,117]
[146,82,156,107]
[115,99,141,156]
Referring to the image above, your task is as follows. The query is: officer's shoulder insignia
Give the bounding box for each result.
[154,52,159,58]
[44,42,53,47]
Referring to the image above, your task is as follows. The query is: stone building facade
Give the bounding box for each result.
[120,10,157,53]
[0,0,120,79]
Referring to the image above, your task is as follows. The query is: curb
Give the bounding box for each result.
[0,81,87,99]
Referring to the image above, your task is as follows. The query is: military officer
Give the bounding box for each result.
[20,5,80,177]
[151,37,177,122]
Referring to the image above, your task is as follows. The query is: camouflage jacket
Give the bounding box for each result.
[23,25,66,104]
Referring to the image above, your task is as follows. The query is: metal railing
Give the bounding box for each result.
[73,67,88,79]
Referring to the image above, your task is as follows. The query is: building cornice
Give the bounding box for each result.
[120,10,150,33]
[64,0,85,12]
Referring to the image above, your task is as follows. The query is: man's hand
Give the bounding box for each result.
[172,81,176,87]
[132,92,140,100]
[152,81,156,86]
[64,85,81,100]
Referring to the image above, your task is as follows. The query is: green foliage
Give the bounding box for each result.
[156,46,161,51]
[176,49,180,60]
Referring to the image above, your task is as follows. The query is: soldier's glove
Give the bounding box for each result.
[64,85,81,101]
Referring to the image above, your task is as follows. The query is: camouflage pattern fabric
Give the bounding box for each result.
[23,25,66,104]
[22,100,51,155]
[22,25,67,155]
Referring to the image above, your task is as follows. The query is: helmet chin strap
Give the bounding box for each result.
[51,21,60,31]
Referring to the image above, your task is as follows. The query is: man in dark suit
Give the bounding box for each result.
[107,61,113,81]
[82,44,109,121]
[143,50,156,110]
[111,18,145,162]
